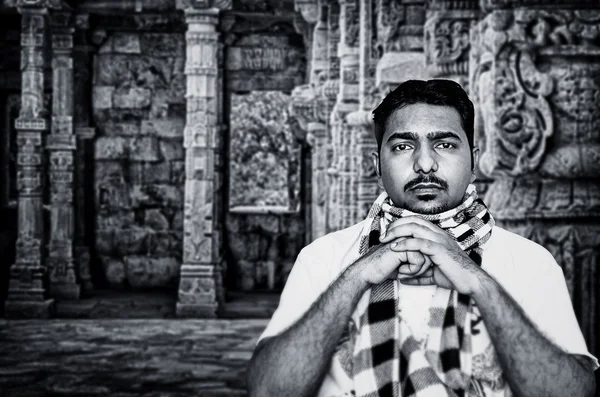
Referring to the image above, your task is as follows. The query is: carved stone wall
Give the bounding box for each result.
[92,29,187,291]
[470,4,600,355]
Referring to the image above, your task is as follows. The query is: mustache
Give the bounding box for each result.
[404,175,449,191]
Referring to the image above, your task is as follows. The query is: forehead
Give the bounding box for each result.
[383,103,466,139]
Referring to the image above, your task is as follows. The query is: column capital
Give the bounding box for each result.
[4,0,68,10]
[295,0,320,24]
[176,0,231,11]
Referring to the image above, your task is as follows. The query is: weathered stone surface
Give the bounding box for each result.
[171,160,185,185]
[140,33,185,57]
[98,121,142,137]
[112,33,142,54]
[140,161,172,184]
[96,211,135,231]
[145,209,170,230]
[159,138,185,161]
[100,257,126,288]
[131,184,183,208]
[94,137,128,160]
[0,319,268,396]
[147,231,173,256]
[95,175,132,210]
[95,230,114,256]
[114,227,149,256]
[113,87,152,109]
[92,86,114,109]
[141,118,185,138]
[129,136,161,162]
[124,256,180,289]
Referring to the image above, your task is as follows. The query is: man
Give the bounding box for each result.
[247,80,598,397]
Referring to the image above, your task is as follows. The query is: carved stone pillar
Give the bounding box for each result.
[4,1,57,318]
[176,0,230,318]
[470,3,600,355]
[329,0,359,232]
[347,0,380,220]
[47,10,79,300]
[375,0,428,97]
[73,13,94,292]
[291,0,333,241]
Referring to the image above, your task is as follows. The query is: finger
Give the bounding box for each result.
[390,237,446,260]
[380,223,447,244]
[384,216,443,236]
[397,266,433,280]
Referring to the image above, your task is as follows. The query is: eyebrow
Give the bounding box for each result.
[386,130,463,143]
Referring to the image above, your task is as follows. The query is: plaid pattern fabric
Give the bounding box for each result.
[349,184,494,397]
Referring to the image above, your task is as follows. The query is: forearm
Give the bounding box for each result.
[473,273,595,397]
[247,262,368,397]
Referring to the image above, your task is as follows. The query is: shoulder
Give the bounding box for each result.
[482,225,564,300]
[297,220,367,277]
[300,220,367,258]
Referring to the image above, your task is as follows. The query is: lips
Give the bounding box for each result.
[410,183,442,190]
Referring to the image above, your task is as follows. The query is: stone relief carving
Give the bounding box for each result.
[425,15,475,76]
[344,0,359,48]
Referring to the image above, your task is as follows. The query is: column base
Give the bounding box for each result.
[176,302,218,318]
[4,299,55,319]
[49,283,81,300]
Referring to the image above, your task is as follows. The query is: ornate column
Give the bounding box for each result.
[347,0,380,221]
[4,0,58,318]
[291,0,332,241]
[470,1,600,355]
[176,0,230,318]
[329,0,359,232]
[375,0,428,97]
[47,9,79,300]
[73,13,95,293]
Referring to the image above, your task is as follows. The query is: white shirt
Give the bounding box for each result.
[258,221,599,396]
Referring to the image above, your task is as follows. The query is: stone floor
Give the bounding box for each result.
[0,319,269,397]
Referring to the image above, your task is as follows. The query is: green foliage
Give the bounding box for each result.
[229,91,301,209]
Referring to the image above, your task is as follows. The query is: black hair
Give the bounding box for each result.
[372,79,475,160]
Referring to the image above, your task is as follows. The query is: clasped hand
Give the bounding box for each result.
[358,216,486,296]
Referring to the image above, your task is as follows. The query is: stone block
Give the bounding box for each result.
[171,231,183,259]
[170,160,185,185]
[92,86,114,109]
[95,160,125,181]
[167,74,186,104]
[147,231,172,255]
[95,137,128,160]
[96,211,135,231]
[100,257,126,288]
[112,33,141,54]
[115,226,150,256]
[95,173,131,210]
[172,210,184,230]
[140,33,185,57]
[159,138,184,161]
[129,136,161,162]
[140,161,171,184]
[177,275,217,304]
[175,302,218,318]
[102,122,142,137]
[246,214,280,234]
[95,230,115,255]
[94,55,132,87]
[228,232,261,261]
[141,118,185,138]
[124,256,180,289]
[130,184,183,208]
[145,209,170,230]
[114,87,152,109]
[127,162,146,185]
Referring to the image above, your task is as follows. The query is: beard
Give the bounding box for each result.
[403,194,451,215]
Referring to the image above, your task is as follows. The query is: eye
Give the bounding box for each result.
[392,143,412,151]
[436,142,455,150]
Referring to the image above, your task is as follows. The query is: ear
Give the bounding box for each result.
[470,146,480,183]
[372,151,381,178]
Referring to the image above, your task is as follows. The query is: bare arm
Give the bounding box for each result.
[246,261,367,397]
[246,241,415,397]
[473,274,596,397]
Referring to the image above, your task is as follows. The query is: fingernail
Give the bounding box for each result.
[391,242,397,248]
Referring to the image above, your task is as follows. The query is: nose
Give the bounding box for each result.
[413,146,438,174]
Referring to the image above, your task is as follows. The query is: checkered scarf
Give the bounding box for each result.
[348,184,494,397]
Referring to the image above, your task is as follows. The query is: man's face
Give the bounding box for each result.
[373,103,478,214]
